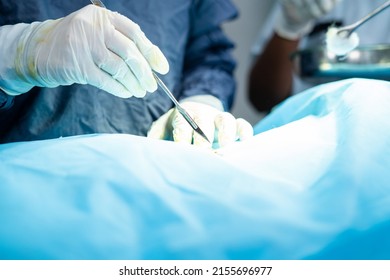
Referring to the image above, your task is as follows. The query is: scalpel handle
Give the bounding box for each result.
[153,73,211,143]
[90,0,106,8]
[90,0,211,144]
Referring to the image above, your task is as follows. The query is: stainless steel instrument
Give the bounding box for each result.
[90,0,211,143]
[152,73,210,143]
[336,0,390,37]
[90,0,105,8]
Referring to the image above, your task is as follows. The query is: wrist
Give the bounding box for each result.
[0,22,40,95]
[274,14,314,41]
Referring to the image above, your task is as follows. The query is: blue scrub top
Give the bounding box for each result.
[0,0,237,143]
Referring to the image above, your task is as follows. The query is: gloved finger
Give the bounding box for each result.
[93,49,146,97]
[236,118,254,141]
[109,11,169,75]
[88,65,134,98]
[214,112,237,148]
[192,114,215,149]
[147,109,174,140]
[134,34,170,75]
[106,29,157,93]
[303,0,323,18]
[171,110,194,145]
[323,0,341,13]
[316,0,337,14]
[319,0,335,13]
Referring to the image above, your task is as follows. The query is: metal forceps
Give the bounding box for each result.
[336,0,390,37]
[90,0,211,143]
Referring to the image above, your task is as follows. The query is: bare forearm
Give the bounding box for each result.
[248,33,299,112]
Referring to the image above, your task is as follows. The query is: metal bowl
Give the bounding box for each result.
[291,44,390,83]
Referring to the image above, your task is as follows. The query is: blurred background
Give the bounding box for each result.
[223,0,274,125]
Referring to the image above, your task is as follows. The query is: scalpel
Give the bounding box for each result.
[91,0,211,143]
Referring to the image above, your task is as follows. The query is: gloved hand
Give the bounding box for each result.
[147,95,254,149]
[0,4,169,98]
[275,0,341,40]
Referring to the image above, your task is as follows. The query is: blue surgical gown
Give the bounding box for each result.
[0,0,237,143]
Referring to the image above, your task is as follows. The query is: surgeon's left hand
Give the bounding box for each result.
[147,95,254,149]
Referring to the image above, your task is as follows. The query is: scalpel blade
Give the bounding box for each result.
[90,0,105,8]
[90,0,211,144]
[153,73,211,144]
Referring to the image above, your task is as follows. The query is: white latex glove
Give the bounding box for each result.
[147,95,254,149]
[0,4,169,98]
[275,0,341,40]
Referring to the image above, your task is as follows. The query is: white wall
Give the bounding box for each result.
[223,0,273,125]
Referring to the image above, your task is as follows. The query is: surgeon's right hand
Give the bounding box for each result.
[275,0,341,40]
[0,4,169,98]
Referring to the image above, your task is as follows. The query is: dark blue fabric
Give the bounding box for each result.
[0,90,13,110]
[0,0,237,143]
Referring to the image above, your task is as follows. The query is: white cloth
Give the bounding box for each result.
[252,0,390,94]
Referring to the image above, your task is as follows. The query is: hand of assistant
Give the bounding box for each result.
[0,4,169,97]
[147,95,254,149]
[275,0,341,40]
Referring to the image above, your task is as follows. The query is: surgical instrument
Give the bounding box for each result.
[152,73,211,143]
[90,0,211,143]
[337,0,390,37]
